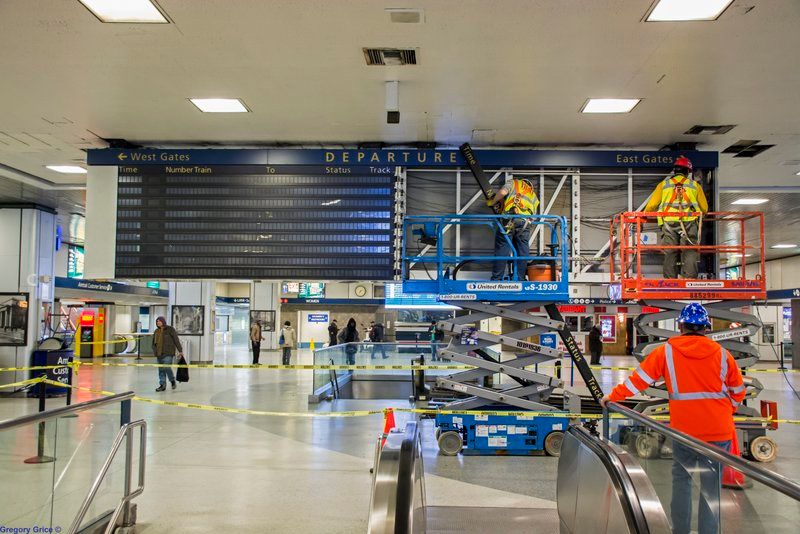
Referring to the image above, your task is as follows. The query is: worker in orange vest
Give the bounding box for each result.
[643,156,708,278]
[600,303,746,534]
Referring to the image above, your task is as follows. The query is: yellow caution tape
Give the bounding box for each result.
[40,380,800,425]
[0,376,46,390]
[74,361,471,371]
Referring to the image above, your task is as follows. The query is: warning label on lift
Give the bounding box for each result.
[686,282,725,288]
[438,294,477,301]
[466,282,522,291]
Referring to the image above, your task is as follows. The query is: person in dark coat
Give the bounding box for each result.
[341,318,359,365]
[153,316,183,392]
[370,321,387,359]
[328,319,339,347]
[588,324,603,366]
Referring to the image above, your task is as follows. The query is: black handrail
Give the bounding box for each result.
[606,402,800,501]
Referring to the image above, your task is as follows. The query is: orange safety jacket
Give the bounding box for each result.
[609,334,746,442]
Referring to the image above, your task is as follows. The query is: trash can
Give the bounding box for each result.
[29,349,73,397]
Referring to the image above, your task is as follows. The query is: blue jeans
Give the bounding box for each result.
[431,342,438,361]
[370,343,387,359]
[671,440,731,534]
[491,219,531,280]
[157,355,175,386]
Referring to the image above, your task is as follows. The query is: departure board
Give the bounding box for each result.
[115,165,395,280]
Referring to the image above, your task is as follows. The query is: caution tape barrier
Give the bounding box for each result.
[37,379,800,425]
[0,376,47,390]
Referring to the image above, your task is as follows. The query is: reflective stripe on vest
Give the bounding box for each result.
[657,176,700,224]
[664,343,728,401]
[503,179,539,215]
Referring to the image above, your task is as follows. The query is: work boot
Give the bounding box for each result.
[171,380,177,390]
[156,385,166,392]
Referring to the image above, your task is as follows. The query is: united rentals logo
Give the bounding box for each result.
[466,282,522,291]
[686,282,725,288]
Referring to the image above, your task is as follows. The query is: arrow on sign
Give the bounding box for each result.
[117,153,128,161]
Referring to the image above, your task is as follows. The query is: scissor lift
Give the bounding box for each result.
[610,211,778,462]
[402,214,603,455]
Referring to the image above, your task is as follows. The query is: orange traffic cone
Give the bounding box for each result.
[381,408,396,447]
[722,429,747,490]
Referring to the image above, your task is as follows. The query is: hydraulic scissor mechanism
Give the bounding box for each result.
[432,300,602,414]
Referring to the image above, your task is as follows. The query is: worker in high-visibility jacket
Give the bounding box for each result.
[488,176,540,281]
[601,303,746,534]
[643,156,708,279]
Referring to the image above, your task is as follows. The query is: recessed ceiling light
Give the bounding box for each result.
[796,171,800,176]
[46,165,87,174]
[78,0,169,23]
[189,98,249,113]
[646,0,733,22]
[581,98,641,114]
[771,244,798,249]
[731,198,769,205]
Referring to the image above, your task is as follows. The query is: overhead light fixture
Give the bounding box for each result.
[731,198,769,205]
[46,165,87,174]
[646,0,733,22]
[771,244,798,249]
[78,0,169,23]
[189,98,249,113]
[796,171,800,176]
[581,98,641,114]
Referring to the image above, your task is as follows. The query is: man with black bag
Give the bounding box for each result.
[153,316,184,392]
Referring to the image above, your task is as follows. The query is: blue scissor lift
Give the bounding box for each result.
[402,214,603,456]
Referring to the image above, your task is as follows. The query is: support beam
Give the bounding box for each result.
[529,173,569,246]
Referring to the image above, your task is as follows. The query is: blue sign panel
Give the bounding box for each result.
[539,333,558,349]
[88,148,718,169]
[55,277,169,297]
[767,288,800,299]
[307,313,329,323]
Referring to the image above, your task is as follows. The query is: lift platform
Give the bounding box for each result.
[402,214,569,302]
[402,213,603,454]
[611,211,766,301]
[610,210,777,461]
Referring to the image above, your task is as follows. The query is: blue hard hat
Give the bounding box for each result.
[678,303,711,328]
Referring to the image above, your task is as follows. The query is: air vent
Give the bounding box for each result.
[723,139,775,158]
[363,48,418,66]
[684,124,736,135]
[386,8,423,23]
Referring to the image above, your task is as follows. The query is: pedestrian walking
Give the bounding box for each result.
[328,319,339,347]
[588,324,603,366]
[153,316,183,392]
[250,320,264,365]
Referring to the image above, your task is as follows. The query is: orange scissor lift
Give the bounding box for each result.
[609,211,778,463]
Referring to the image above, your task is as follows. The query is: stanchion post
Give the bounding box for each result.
[66,363,73,406]
[779,342,787,371]
[24,375,55,464]
[136,335,142,361]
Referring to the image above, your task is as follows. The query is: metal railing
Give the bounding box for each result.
[604,402,800,501]
[69,419,147,534]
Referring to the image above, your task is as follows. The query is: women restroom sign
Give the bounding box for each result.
[307,313,329,323]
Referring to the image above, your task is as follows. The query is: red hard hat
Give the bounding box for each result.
[674,156,693,170]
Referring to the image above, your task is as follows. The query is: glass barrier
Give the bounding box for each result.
[605,405,800,534]
[312,342,450,394]
[0,394,135,532]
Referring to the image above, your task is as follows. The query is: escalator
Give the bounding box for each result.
[367,421,670,534]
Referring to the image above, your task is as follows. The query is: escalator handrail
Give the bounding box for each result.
[393,426,418,533]
[568,425,653,534]
[607,402,800,501]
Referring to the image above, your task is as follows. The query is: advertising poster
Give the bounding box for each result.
[0,293,29,346]
[172,305,205,336]
[250,310,276,332]
[599,315,616,343]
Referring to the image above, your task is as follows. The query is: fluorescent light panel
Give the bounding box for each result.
[189,98,249,113]
[581,98,641,114]
[647,0,733,21]
[771,244,798,249]
[46,165,87,174]
[78,0,168,23]
[731,198,769,205]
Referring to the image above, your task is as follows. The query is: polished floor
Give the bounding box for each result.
[0,344,798,533]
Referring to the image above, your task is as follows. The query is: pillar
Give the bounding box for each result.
[250,282,280,351]
[792,299,800,370]
[169,281,216,363]
[0,206,56,386]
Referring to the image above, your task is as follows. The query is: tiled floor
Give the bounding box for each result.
[0,345,798,533]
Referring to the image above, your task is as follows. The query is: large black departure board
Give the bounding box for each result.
[115,165,395,279]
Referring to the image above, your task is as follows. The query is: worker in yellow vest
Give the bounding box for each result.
[488,176,540,281]
[644,156,708,279]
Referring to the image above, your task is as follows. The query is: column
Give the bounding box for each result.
[792,299,800,370]
[250,282,280,351]
[84,165,117,279]
[0,206,56,386]
[170,281,216,363]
